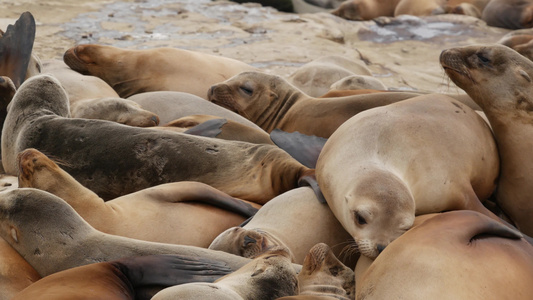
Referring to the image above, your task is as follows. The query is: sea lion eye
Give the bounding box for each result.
[476,53,490,64]
[355,212,367,225]
[239,85,253,96]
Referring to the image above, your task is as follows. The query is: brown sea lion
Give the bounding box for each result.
[0,237,40,300]
[128,91,263,129]
[17,148,260,247]
[497,29,533,61]
[12,254,230,300]
[440,44,533,236]
[482,0,533,29]
[152,247,298,300]
[316,94,499,258]
[287,56,372,98]
[331,0,402,20]
[0,188,258,277]
[209,187,355,267]
[356,211,533,299]
[208,71,421,138]
[2,74,313,203]
[63,44,257,99]
[167,115,274,145]
[329,74,387,92]
[394,0,445,17]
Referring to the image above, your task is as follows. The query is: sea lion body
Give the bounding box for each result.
[0,238,40,300]
[2,75,311,203]
[482,0,533,29]
[63,44,257,99]
[208,71,420,138]
[331,0,402,20]
[316,94,499,258]
[440,44,533,236]
[209,187,355,267]
[356,211,533,299]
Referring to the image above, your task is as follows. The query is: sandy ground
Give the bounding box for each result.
[0,0,510,93]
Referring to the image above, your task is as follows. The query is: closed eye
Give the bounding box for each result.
[476,53,490,64]
[240,86,253,96]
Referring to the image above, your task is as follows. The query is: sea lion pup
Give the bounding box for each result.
[329,74,387,92]
[278,243,355,300]
[152,247,298,300]
[63,44,257,99]
[482,0,533,29]
[356,211,533,299]
[167,115,274,145]
[331,0,402,21]
[0,237,41,300]
[440,44,533,236]
[128,91,263,129]
[287,56,372,98]
[209,187,356,268]
[208,71,420,138]
[42,60,160,127]
[17,148,260,247]
[2,75,313,202]
[0,188,257,277]
[316,94,499,259]
[12,254,232,300]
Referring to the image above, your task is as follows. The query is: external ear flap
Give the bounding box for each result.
[519,69,532,83]
[10,227,18,243]
[270,91,278,99]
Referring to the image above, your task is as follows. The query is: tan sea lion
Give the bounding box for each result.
[0,237,41,300]
[152,247,298,300]
[0,188,258,277]
[316,94,500,258]
[331,0,402,21]
[17,148,260,247]
[42,60,160,127]
[167,115,274,145]
[287,56,372,98]
[209,187,355,267]
[356,211,533,299]
[394,0,445,16]
[63,44,257,99]
[288,243,354,300]
[2,74,313,203]
[440,44,533,236]
[208,71,420,138]
[12,254,230,300]
[482,0,533,29]
[319,89,386,98]
[329,74,387,92]
[497,29,533,61]
[128,91,263,130]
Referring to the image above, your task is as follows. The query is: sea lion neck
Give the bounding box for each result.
[255,83,304,133]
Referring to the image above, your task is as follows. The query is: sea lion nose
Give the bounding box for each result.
[377,244,386,253]
[243,235,256,247]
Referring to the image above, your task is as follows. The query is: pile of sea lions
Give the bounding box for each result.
[1,7,533,300]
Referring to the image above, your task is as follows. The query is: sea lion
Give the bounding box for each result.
[355,211,533,299]
[12,254,231,300]
[497,29,533,61]
[279,243,355,300]
[329,74,387,92]
[128,91,263,130]
[17,148,260,247]
[482,0,533,29]
[320,89,386,98]
[0,237,40,300]
[63,44,257,99]
[0,188,258,277]
[42,60,160,127]
[393,0,445,17]
[316,94,499,258]
[331,0,402,21]
[168,115,274,145]
[445,2,482,18]
[440,44,533,236]
[152,247,298,300]
[209,187,356,268]
[287,56,372,98]
[2,74,313,203]
[208,71,420,138]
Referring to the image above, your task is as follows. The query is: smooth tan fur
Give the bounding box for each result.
[316,94,499,258]
[208,71,420,138]
[0,238,40,300]
[441,44,533,236]
[63,44,257,99]
[17,148,260,247]
[356,211,533,299]
[331,0,402,20]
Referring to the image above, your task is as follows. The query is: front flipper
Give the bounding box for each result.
[270,129,327,168]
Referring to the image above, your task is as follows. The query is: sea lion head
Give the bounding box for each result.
[209,227,295,261]
[63,44,115,76]
[331,0,366,21]
[297,243,355,300]
[440,44,533,113]
[337,169,415,259]
[208,71,299,129]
